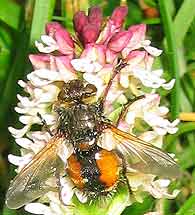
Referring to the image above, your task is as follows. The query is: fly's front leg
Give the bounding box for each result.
[37,112,53,136]
[99,58,128,106]
[115,95,145,127]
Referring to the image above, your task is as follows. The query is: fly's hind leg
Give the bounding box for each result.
[115,150,132,196]
[37,112,53,136]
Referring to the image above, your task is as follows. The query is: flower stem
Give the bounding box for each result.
[158,0,180,119]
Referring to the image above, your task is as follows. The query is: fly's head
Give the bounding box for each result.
[58,80,97,104]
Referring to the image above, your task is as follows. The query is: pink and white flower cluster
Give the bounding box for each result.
[8,6,179,215]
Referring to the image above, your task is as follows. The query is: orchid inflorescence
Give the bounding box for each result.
[8,6,179,215]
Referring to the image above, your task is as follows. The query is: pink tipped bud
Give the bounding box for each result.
[29,54,50,69]
[82,24,99,45]
[73,11,88,34]
[128,24,146,41]
[108,31,132,52]
[88,6,102,28]
[111,6,128,28]
[46,22,74,55]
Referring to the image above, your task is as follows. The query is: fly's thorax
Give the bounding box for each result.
[56,102,103,143]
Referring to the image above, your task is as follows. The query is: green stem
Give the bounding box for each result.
[158,0,180,119]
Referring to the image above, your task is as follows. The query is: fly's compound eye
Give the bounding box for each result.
[82,84,97,98]
[57,86,71,102]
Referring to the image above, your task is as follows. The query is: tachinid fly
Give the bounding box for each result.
[6,61,180,209]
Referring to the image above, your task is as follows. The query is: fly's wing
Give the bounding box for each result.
[104,124,180,178]
[6,136,65,209]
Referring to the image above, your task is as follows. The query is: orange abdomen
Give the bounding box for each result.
[67,148,121,192]
[96,149,120,189]
[66,154,85,189]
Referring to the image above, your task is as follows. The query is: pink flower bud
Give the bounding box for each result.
[46,22,74,56]
[108,31,132,52]
[128,24,146,42]
[73,11,88,34]
[88,6,102,29]
[111,6,128,28]
[126,50,146,61]
[82,24,100,45]
[29,54,50,69]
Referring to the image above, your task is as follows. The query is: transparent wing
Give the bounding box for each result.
[6,136,65,209]
[107,124,180,178]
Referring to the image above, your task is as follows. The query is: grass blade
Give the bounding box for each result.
[30,0,56,45]
[174,0,195,47]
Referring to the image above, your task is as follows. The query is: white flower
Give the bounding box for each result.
[71,58,102,73]
[35,35,59,53]
[123,94,179,136]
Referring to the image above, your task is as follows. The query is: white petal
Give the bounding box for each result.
[8,153,32,167]
[18,80,26,88]
[155,179,170,188]
[17,94,33,107]
[125,111,136,125]
[8,125,30,138]
[71,58,91,72]
[19,115,39,125]
[98,130,116,151]
[60,178,74,205]
[144,45,162,56]
[158,106,169,115]
[142,40,151,46]
[41,35,57,46]
[15,138,33,149]
[25,203,52,215]
[152,69,163,77]
[58,142,73,164]
[75,189,88,203]
[162,79,175,90]
[120,73,129,88]
[35,41,58,54]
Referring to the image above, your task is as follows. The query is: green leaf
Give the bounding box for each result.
[181,72,194,105]
[166,122,195,145]
[0,26,13,80]
[30,0,56,45]
[2,207,17,215]
[122,195,153,215]
[0,0,21,30]
[0,30,29,126]
[144,0,157,7]
[176,194,195,215]
[158,0,181,119]
[174,0,195,47]
[126,1,143,26]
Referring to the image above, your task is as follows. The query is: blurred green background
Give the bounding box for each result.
[1,0,195,214]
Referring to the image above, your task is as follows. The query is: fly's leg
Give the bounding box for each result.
[37,112,53,136]
[100,58,128,106]
[115,95,145,127]
[115,150,132,196]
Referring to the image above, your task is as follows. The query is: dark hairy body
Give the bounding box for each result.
[55,80,121,195]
